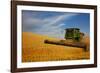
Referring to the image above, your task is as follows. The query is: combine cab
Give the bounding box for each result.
[44,28,88,51]
[65,28,80,41]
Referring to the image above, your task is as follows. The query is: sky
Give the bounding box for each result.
[22,10,90,39]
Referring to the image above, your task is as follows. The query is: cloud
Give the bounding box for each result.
[22,11,78,39]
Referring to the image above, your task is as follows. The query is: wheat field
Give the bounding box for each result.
[22,32,90,62]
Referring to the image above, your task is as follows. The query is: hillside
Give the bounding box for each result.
[22,32,90,62]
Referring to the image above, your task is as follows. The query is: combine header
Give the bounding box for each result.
[44,28,89,51]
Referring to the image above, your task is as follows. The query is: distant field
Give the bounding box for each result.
[22,32,90,62]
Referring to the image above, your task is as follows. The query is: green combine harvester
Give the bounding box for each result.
[44,28,88,51]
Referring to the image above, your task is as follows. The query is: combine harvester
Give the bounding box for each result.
[44,28,89,51]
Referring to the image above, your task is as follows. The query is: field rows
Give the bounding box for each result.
[22,32,90,62]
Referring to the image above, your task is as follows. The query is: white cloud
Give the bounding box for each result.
[23,12,78,39]
[43,13,77,28]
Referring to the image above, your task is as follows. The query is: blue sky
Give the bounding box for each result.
[22,10,90,39]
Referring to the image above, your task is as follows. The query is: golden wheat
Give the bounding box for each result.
[22,32,90,62]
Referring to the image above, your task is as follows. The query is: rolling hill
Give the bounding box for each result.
[22,32,90,62]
